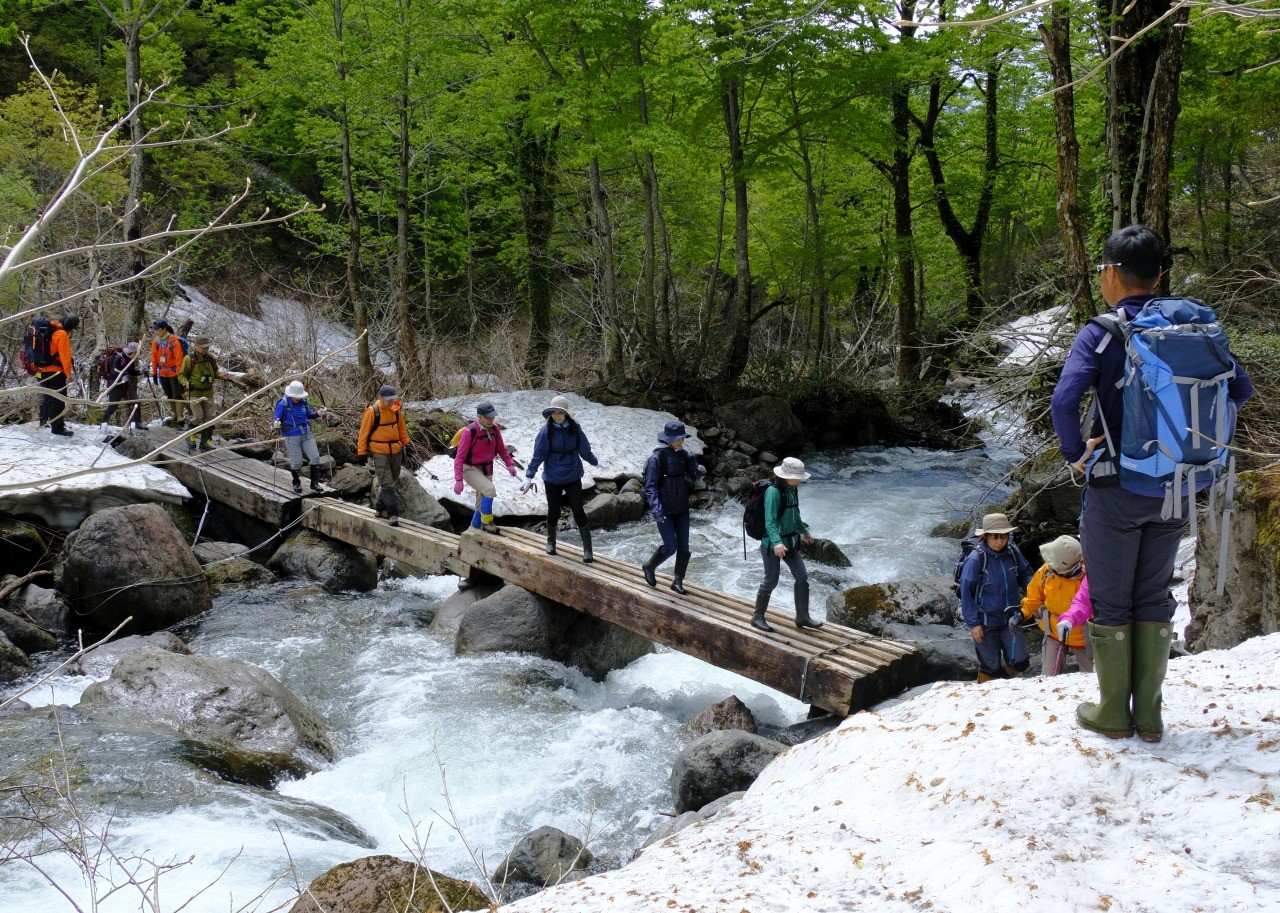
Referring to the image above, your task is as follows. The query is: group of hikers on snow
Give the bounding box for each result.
[17,225,1257,744]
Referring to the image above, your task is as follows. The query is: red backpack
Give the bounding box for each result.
[98,345,125,381]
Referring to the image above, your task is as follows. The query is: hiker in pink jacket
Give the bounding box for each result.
[1055,575,1095,645]
[452,401,517,533]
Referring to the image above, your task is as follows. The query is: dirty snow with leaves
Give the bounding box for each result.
[502,633,1280,913]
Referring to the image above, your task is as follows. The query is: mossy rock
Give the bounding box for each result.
[289,854,489,913]
[413,409,467,455]
[0,518,50,577]
[203,557,276,596]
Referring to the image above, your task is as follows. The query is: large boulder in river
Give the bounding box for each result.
[429,582,503,639]
[72,631,192,677]
[0,631,33,683]
[879,622,978,681]
[388,472,452,531]
[0,606,58,655]
[455,585,570,656]
[80,647,334,780]
[267,531,377,592]
[289,854,488,913]
[496,825,593,887]
[676,695,758,743]
[670,729,785,813]
[56,503,212,637]
[713,396,804,453]
[0,519,49,578]
[9,582,70,635]
[805,537,851,568]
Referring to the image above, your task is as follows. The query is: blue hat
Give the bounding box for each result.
[476,402,497,418]
[379,384,396,398]
[657,421,687,443]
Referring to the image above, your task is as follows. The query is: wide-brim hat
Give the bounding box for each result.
[285,380,308,399]
[657,421,687,443]
[773,457,810,481]
[542,395,572,419]
[975,512,1017,535]
[1040,535,1082,574]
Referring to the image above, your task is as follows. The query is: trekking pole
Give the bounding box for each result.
[1053,636,1067,676]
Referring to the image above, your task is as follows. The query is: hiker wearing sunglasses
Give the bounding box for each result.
[958,512,1033,682]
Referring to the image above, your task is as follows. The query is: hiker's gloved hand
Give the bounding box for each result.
[453,481,465,495]
[519,480,532,493]
[272,420,281,430]
[1056,618,1074,641]
[151,374,159,385]
[357,454,367,467]
[653,511,665,525]
[1009,611,1024,629]
[507,465,517,477]
[970,625,984,644]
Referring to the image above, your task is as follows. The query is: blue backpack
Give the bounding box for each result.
[1092,298,1238,591]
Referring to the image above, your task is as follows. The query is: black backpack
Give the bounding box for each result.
[951,534,984,598]
[20,317,57,374]
[742,478,786,558]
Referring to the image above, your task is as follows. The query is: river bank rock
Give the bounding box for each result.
[0,631,33,682]
[192,540,277,594]
[879,621,978,681]
[429,582,503,639]
[80,647,334,780]
[826,577,956,632]
[0,519,49,578]
[454,585,653,679]
[676,695,758,743]
[583,491,648,529]
[4,581,70,635]
[388,473,453,531]
[496,826,593,888]
[805,537,852,568]
[288,853,488,913]
[72,631,192,677]
[56,503,212,637]
[267,531,377,592]
[642,791,745,850]
[713,396,804,453]
[0,606,59,655]
[1187,469,1280,652]
[327,464,374,500]
[670,730,785,813]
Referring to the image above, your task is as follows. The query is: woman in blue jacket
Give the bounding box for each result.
[641,421,706,595]
[959,512,1033,682]
[273,380,326,494]
[522,396,600,562]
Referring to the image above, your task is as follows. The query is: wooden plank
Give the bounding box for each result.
[158,448,293,524]
[457,530,922,715]
[301,499,466,576]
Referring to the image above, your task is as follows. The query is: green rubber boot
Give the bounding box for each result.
[1131,621,1172,743]
[1077,622,1134,739]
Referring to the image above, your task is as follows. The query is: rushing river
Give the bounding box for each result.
[0,443,1018,913]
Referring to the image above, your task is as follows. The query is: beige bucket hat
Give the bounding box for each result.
[1039,534,1083,575]
[975,512,1016,535]
[773,457,811,481]
[542,395,572,419]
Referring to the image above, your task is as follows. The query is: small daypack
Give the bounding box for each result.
[446,421,496,459]
[950,534,984,598]
[1091,297,1239,593]
[741,478,787,559]
[20,317,57,374]
[98,345,125,381]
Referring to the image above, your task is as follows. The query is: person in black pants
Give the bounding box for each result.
[521,395,600,562]
[641,421,706,594]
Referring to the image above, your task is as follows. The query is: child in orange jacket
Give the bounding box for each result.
[1015,535,1093,676]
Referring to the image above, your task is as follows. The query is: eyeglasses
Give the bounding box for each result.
[1095,262,1122,273]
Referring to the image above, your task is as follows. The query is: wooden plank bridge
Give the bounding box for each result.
[159,442,923,716]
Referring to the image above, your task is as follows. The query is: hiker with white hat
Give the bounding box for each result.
[273,380,328,494]
[521,395,600,562]
[1014,534,1092,677]
[958,512,1034,682]
[640,421,706,594]
[752,457,822,632]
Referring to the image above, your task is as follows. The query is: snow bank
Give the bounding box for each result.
[993,304,1073,370]
[0,423,188,529]
[504,633,1280,913]
[413,391,702,518]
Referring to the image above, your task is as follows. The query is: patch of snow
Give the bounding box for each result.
[503,633,1280,913]
[993,304,1073,370]
[412,391,702,518]
[0,422,188,529]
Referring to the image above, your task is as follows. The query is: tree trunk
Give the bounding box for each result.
[1041,3,1094,323]
[788,69,828,366]
[889,5,919,385]
[515,120,557,384]
[587,155,623,377]
[121,13,147,343]
[721,75,752,381]
[393,11,423,396]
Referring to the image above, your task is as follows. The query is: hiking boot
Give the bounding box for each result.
[580,524,594,564]
[751,591,774,633]
[794,581,823,629]
[641,548,665,587]
[310,477,324,493]
[51,427,73,437]
[1077,623,1134,739]
[671,551,691,595]
[481,523,502,536]
[387,515,400,527]
[376,509,388,520]
[546,527,557,556]
[1132,621,1172,742]
[290,472,303,494]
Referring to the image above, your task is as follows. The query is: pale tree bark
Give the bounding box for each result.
[888,3,920,385]
[1040,2,1094,322]
[392,0,425,396]
[721,72,753,381]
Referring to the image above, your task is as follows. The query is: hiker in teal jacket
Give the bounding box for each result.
[753,457,823,633]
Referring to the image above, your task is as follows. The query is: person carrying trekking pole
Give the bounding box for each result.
[640,421,706,595]
[273,380,328,494]
[357,384,411,527]
[1050,225,1254,742]
[959,512,1033,683]
[149,320,186,426]
[520,395,599,562]
[178,336,224,451]
[1015,534,1090,677]
[29,314,79,437]
[752,457,823,633]
[453,401,517,534]
[99,341,141,439]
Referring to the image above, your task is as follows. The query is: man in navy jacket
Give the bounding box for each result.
[1050,225,1253,742]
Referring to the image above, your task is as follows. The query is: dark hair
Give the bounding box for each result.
[1102,225,1164,287]
[59,315,80,332]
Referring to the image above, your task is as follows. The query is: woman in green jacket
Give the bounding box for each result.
[753,457,823,633]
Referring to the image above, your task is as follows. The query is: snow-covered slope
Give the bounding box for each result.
[0,423,188,529]
[414,391,702,517]
[504,633,1280,913]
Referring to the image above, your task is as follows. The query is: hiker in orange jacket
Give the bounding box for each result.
[149,320,186,425]
[1015,535,1091,676]
[35,315,79,437]
[357,384,411,526]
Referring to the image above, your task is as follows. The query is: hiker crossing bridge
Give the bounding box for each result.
[158,442,923,716]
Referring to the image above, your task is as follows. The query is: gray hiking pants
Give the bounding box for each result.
[1080,485,1184,627]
